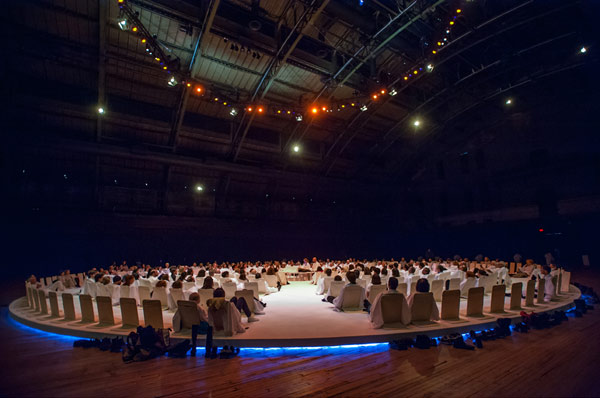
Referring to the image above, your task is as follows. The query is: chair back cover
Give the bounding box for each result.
[441,289,460,320]
[411,292,435,322]
[466,287,484,316]
[142,299,164,329]
[120,297,139,327]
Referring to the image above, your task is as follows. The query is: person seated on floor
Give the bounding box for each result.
[207,287,257,330]
[325,271,365,311]
[369,277,410,328]
[407,278,439,322]
[541,265,555,302]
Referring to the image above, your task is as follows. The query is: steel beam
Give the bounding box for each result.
[229,0,331,163]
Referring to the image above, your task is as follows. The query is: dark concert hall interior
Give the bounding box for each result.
[1,0,600,397]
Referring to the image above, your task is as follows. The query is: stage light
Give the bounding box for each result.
[214,97,219,101]
[141,38,146,43]
[230,108,238,116]
[293,145,300,153]
[144,182,148,187]
[360,105,368,111]
[296,114,303,122]
[351,103,355,106]
[163,66,167,70]
[449,21,455,25]
[372,94,378,100]
[505,98,512,105]
[413,119,421,127]
[155,57,160,62]
[404,76,408,80]
[118,0,125,3]
[247,107,253,112]
[223,102,227,105]
[196,185,204,192]
[457,9,461,13]
[114,179,118,184]
[341,104,345,108]
[286,110,291,114]
[195,86,203,93]
[186,82,191,87]
[413,70,418,75]
[311,107,318,114]
[389,89,397,96]
[437,41,442,46]
[167,76,177,86]
[257,106,264,113]
[426,64,434,72]
[117,18,128,31]
[380,89,387,95]
[277,110,281,114]
[580,46,587,54]
[97,107,105,114]
[432,50,437,54]
[539,228,544,232]
[446,30,450,34]
[132,26,138,32]
[63,174,68,180]
[322,106,327,111]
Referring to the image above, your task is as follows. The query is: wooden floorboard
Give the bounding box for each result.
[1,271,599,397]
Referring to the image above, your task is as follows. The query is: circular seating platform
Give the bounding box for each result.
[9,281,579,347]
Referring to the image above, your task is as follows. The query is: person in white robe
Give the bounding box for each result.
[407,278,440,321]
[541,266,555,302]
[329,272,365,311]
[369,277,410,328]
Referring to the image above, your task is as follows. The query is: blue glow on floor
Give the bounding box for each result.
[5,312,80,343]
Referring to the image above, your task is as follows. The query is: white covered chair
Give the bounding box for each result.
[244,282,260,299]
[265,274,278,289]
[197,289,214,309]
[151,286,169,309]
[327,280,345,298]
[367,284,387,303]
[169,288,185,311]
[222,282,238,300]
[430,279,444,302]
[338,285,364,311]
[138,286,151,305]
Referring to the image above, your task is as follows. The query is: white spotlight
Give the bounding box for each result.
[295,114,303,122]
[360,105,368,111]
[293,145,300,153]
[230,108,238,116]
[97,107,105,114]
[389,89,397,96]
[196,185,204,192]
[505,98,512,105]
[167,76,178,87]
[580,46,587,54]
[117,18,128,31]
[426,64,434,72]
[413,119,421,127]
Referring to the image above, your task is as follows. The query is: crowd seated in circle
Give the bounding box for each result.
[27,255,566,331]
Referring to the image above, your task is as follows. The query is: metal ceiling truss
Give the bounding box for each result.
[169,0,221,151]
[281,0,441,165]
[229,0,331,163]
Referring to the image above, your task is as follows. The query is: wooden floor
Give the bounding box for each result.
[2,271,600,398]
